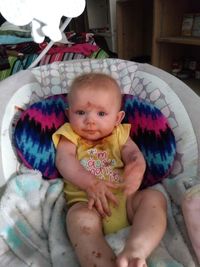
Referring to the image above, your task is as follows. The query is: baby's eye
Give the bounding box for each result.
[98,111,106,117]
[76,110,85,115]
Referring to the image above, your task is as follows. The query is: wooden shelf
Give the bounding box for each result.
[152,0,200,71]
[157,36,200,46]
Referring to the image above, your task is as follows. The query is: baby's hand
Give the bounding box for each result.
[86,180,119,218]
[119,175,141,196]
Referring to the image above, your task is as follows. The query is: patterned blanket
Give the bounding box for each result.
[0,168,198,267]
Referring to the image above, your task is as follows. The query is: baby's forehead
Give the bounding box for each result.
[73,83,120,96]
[68,77,122,109]
[70,87,119,109]
[74,89,114,103]
[77,100,108,110]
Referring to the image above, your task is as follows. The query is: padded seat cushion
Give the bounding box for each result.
[14,94,176,188]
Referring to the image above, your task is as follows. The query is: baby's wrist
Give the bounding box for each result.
[82,176,97,191]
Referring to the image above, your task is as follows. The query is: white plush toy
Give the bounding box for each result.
[0,0,86,42]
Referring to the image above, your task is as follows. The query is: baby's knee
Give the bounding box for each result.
[66,203,102,232]
[144,189,167,209]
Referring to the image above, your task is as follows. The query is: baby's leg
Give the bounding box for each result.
[116,189,167,267]
[66,202,116,267]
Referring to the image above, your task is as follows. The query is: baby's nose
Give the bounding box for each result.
[85,114,95,125]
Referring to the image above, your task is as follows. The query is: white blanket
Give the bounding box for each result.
[0,169,198,267]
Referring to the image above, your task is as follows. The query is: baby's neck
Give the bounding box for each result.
[79,131,114,145]
[82,138,102,146]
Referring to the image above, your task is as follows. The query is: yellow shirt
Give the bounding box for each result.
[53,123,131,234]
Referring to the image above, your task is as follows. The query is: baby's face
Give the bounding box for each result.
[67,87,124,141]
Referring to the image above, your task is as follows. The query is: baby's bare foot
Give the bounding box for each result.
[116,251,147,267]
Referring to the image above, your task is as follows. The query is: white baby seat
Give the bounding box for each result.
[0,58,200,267]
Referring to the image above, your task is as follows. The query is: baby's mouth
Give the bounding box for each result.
[84,130,97,134]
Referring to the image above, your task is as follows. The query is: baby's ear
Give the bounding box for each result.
[115,110,125,126]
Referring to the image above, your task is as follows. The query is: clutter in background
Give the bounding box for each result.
[182,13,200,37]
[172,58,200,80]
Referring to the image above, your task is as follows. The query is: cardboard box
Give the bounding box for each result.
[192,14,200,37]
[181,13,194,36]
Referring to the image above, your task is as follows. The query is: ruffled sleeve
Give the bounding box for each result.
[52,123,79,148]
[115,124,131,147]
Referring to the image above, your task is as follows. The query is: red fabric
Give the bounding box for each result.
[39,43,99,57]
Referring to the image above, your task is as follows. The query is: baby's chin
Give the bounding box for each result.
[80,132,111,143]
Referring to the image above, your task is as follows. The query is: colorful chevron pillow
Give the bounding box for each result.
[14,94,67,179]
[122,95,176,188]
[13,94,176,188]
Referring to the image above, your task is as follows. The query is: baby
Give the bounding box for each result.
[53,73,167,267]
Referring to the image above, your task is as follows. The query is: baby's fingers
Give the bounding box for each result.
[95,198,109,217]
[88,198,95,210]
[88,196,110,217]
[99,194,111,216]
[105,190,119,207]
[104,181,120,189]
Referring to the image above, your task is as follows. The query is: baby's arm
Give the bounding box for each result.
[56,136,119,217]
[121,137,146,195]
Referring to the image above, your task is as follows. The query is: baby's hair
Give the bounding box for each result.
[68,72,122,110]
